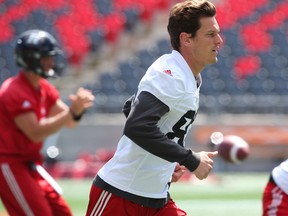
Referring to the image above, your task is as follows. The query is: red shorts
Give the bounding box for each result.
[0,161,72,216]
[86,184,187,216]
[262,181,288,216]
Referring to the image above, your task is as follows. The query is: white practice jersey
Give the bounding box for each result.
[272,159,288,194]
[98,50,201,199]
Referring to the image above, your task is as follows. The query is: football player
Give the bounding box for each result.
[0,30,94,216]
[85,0,222,215]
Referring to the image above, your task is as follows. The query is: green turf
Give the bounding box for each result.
[0,172,268,216]
[169,172,267,216]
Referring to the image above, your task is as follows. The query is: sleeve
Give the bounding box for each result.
[123,91,200,172]
[3,90,35,117]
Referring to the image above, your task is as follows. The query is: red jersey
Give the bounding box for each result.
[0,72,59,162]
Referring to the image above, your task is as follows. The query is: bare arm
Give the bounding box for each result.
[14,87,94,143]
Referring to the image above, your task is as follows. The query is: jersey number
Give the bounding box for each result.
[166,110,197,146]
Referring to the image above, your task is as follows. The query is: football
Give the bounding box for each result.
[211,133,250,164]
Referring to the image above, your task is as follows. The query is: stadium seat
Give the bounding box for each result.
[94,0,113,16]
[102,12,126,43]
[122,8,140,31]
[113,0,135,10]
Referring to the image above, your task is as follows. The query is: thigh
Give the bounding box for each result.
[263,181,288,216]
[0,162,53,216]
[86,185,126,216]
[86,185,157,216]
[86,185,187,216]
[154,198,187,216]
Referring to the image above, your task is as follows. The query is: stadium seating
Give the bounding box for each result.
[0,0,288,114]
[89,0,288,114]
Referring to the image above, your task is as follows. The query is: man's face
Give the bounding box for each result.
[40,56,54,73]
[41,56,55,77]
[190,16,223,67]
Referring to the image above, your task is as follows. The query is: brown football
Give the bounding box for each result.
[217,135,250,164]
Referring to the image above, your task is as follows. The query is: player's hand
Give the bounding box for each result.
[192,151,218,180]
[171,163,186,183]
[69,87,95,115]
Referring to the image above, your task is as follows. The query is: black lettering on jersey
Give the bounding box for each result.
[166,110,197,146]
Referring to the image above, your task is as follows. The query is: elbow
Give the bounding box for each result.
[25,131,47,143]
[123,123,133,138]
[123,120,140,139]
[65,121,78,128]
[28,134,45,143]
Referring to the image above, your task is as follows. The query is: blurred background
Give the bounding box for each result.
[0,0,288,204]
[1,0,288,215]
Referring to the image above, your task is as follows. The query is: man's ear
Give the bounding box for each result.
[179,32,192,47]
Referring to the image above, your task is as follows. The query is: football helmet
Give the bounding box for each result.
[15,29,62,78]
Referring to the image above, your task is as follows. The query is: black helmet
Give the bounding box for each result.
[15,29,62,78]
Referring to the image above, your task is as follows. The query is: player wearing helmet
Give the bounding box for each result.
[0,30,95,216]
[86,0,221,215]
[15,29,62,78]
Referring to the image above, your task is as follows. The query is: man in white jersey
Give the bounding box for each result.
[263,159,288,215]
[86,0,223,215]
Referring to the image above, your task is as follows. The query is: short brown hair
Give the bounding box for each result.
[167,0,216,51]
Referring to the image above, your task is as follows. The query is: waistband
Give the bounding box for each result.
[93,175,170,209]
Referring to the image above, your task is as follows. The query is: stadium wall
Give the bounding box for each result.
[49,113,288,172]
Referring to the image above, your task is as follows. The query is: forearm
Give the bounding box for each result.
[30,109,75,142]
[14,88,93,143]
[49,99,80,128]
[125,125,200,172]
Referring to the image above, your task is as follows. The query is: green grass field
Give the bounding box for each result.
[0,172,268,216]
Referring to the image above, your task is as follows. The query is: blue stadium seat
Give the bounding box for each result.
[122,8,140,31]
[93,0,113,16]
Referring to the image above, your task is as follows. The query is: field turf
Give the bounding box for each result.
[0,172,268,216]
